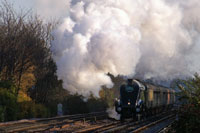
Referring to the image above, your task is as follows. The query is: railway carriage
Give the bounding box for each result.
[115,79,175,121]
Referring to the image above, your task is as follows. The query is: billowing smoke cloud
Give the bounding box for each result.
[50,0,200,97]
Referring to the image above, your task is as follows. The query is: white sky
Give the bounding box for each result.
[0,0,34,12]
[0,0,69,21]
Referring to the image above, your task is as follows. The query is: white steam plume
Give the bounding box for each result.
[107,108,120,120]
[50,0,200,97]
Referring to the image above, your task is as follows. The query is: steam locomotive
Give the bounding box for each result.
[115,79,175,121]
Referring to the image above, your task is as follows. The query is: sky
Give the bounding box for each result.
[0,0,69,21]
[1,0,34,12]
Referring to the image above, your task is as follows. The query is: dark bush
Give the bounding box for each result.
[17,101,36,119]
[87,97,107,112]
[35,104,49,118]
[63,95,89,115]
[45,101,58,117]
[0,88,18,122]
[171,74,200,133]
[18,101,49,119]
[171,104,200,133]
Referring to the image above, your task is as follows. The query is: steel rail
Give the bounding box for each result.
[130,114,175,133]
[0,111,107,132]
[97,111,174,133]
[157,118,175,133]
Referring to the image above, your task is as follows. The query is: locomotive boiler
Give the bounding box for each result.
[115,79,175,121]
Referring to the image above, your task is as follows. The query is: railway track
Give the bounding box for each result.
[79,111,175,133]
[0,111,175,132]
[130,114,175,133]
[94,112,175,133]
[0,111,107,132]
[65,111,175,133]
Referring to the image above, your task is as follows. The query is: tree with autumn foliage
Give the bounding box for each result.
[0,1,59,121]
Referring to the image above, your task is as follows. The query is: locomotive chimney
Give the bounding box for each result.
[127,79,133,85]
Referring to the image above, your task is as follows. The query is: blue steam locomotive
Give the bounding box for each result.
[115,79,175,121]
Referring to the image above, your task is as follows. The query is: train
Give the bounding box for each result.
[115,79,175,121]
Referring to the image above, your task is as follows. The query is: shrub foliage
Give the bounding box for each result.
[172,74,200,133]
